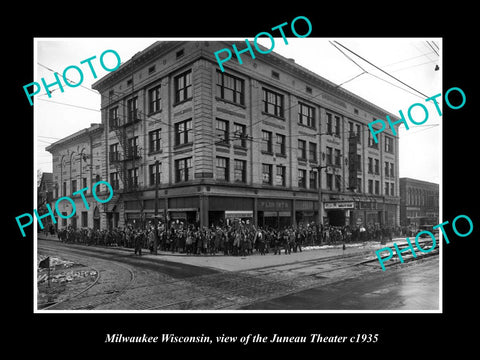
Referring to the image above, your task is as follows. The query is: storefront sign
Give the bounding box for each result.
[264,211,278,217]
[258,199,291,211]
[324,201,354,209]
[169,212,187,220]
[225,210,253,219]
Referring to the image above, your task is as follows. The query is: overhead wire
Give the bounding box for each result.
[332,41,430,99]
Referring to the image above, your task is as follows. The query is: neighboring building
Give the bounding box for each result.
[399,177,439,228]
[48,40,401,231]
[46,123,107,230]
[37,172,54,227]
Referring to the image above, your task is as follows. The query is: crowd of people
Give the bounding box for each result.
[42,221,407,257]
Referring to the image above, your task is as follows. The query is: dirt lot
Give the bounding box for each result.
[37,254,98,309]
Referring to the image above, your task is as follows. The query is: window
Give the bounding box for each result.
[356,124,361,143]
[81,211,88,227]
[385,136,394,153]
[309,171,318,189]
[127,97,138,123]
[110,143,119,162]
[127,168,138,189]
[327,173,333,190]
[216,119,229,145]
[385,161,390,178]
[326,147,333,165]
[262,130,273,153]
[149,163,161,185]
[262,88,284,117]
[374,159,379,175]
[262,164,272,184]
[375,180,380,195]
[326,113,333,134]
[127,137,139,158]
[385,182,389,196]
[175,119,192,146]
[334,149,341,166]
[148,85,161,114]
[149,129,161,153]
[306,86,312,94]
[233,123,247,148]
[275,134,286,155]
[71,179,77,193]
[334,116,341,136]
[309,142,317,162]
[368,130,379,149]
[298,140,306,160]
[175,157,192,182]
[299,103,315,128]
[390,163,394,177]
[82,177,87,189]
[174,70,192,103]
[234,159,246,183]
[148,65,156,74]
[110,172,119,190]
[368,157,373,173]
[390,182,395,196]
[271,70,280,79]
[276,165,285,186]
[176,49,184,59]
[335,175,341,190]
[216,157,229,181]
[357,154,362,172]
[357,178,362,193]
[368,179,373,194]
[298,169,306,188]
[109,107,119,128]
[216,71,245,105]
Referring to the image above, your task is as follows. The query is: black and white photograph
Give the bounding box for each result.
[33,37,442,312]
[9,8,478,354]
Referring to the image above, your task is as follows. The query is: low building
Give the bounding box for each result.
[399,177,439,228]
[46,123,107,229]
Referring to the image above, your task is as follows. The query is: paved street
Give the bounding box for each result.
[37,238,440,311]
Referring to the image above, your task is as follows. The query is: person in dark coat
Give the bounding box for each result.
[134,230,144,256]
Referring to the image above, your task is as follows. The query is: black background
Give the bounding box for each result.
[8,5,477,355]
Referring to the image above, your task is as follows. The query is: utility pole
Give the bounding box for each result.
[313,164,328,224]
[153,160,159,255]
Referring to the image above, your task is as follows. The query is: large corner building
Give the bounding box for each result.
[47,40,401,231]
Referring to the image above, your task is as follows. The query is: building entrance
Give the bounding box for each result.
[327,209,346,226]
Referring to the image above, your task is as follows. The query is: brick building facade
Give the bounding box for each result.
[47,40,400,231]
[399,177,439,228]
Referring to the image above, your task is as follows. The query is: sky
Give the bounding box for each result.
[34,37,442,184]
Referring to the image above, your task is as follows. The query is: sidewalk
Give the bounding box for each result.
[38,233,408,272]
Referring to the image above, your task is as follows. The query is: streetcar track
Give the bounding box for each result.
[37,240,439,310]
[145,247,440,310]
[38,245,137,310]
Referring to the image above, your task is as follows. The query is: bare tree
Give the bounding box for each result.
[37,168,43,188]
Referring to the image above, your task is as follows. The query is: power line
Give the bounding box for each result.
[37,98,101,112]
[332,41,429,99]
[380,51,436,69]
[425,41,439,57]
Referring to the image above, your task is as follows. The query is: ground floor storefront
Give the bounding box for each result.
[51,185,400,231]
